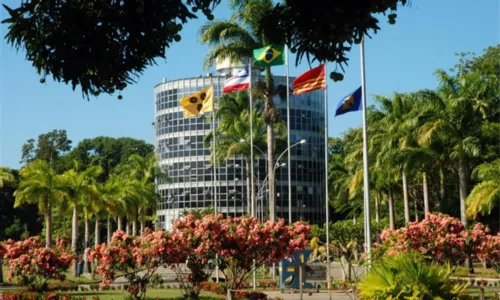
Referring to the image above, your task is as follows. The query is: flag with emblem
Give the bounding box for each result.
[335,86,362,117]
[180,86,214,118]
[253,44,285,67]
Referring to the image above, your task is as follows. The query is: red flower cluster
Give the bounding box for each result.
[0,291,99,300]
[88,215,310,299]
[2,237,74,292]
[232,291,268,300]
[87,229,174,300]
[378,213,499,267]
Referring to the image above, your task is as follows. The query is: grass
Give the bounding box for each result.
[465,286,500,299]
[453,265,500,279]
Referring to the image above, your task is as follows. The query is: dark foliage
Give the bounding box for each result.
[261,0,408,81]
[2,0,220,98]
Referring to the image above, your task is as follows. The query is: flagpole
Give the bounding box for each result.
[360,39,372,267]
[248,60,257,291]
[211,87,220,283]
[285,46,292,224]
[323,64,331,293]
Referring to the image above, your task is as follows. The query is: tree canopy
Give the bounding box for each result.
[3,0,408,97]
[2,0,221,98]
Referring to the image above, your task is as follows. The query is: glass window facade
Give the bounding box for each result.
[154,74,326,230]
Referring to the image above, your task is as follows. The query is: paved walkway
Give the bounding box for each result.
[263,291,355,300]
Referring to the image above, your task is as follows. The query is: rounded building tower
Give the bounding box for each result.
[154,69,326,230]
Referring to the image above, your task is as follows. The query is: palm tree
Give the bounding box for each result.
[117,154,165,235]
[200,0,284,221]
[465,159,500,220]
[60,161,102,275]
[417,69,496,228]
[0,167,17,283]
[0,167,16,189]
[100,174,128,243]
[14,160,66,248]
[205,91,269,214]
[371,93,419,225]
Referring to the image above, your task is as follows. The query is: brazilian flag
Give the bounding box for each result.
[253,44,285,67]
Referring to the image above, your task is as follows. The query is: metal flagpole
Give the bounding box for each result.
[324,64,331,293]
[249,60,257,291]
[211,86,220,283]
[360,39,372,267]
[286,46,292,224]
[249,60,255,219]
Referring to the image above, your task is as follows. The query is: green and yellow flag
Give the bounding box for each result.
[253,44,285,67]
[180,86,213,118]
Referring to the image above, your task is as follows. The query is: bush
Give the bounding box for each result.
[150,274,164,288]
[375,213,498,268]
[232,291,267,300]
[3,237,75,292]
[0,291,99,300]
[358,252,466,299]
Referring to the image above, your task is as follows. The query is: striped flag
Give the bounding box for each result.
[223,66,250,93]
[293,64,326,95]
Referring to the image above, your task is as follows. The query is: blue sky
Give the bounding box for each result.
[0,0,498,169]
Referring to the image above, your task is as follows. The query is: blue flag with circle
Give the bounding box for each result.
[335,86,362,116]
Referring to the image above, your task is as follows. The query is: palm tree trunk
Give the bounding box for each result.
[71,206,79,251]
[414,198,419,222]
[423,171,430,215]
[388,189,395,230]
[245,158,252,216]
[458,150,473,272]
[402,171,410,224]
[94,219,100,247]
[84,218,90,273]
[45,204,53,248]
[375,191,380,223]
[140,211,145,235]
[132,219,137,236]
[458,152,468,227]
[71,206,79,276]
[117,216,123,231]
[267,123,275,221]
[125,218,130,235]
[439,166,445,209]
[107,216,112,244]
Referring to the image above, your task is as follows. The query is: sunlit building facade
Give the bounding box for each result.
[154,68,326,231]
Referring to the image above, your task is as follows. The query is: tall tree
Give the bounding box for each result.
[60,161,103,275]
[3,0,408,96]
[69,137,154,181]
[200,0,285,221]
[14,160,66,248]
[116,154,165,235]
[465,159,500,220]
[417,69,497,228]
[204,91,272,215]
[20,129,72,172]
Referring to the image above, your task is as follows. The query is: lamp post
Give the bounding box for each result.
[241,139,306,222]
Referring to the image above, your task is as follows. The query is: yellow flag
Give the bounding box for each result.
[180,86,214,118]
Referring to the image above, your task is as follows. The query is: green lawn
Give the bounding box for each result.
[63,289,223,300]
[453,265,500,279]
[465,286,500,299]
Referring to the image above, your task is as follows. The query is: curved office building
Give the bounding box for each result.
[154,66,326,231]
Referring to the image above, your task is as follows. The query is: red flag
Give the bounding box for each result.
[293,64,326,95]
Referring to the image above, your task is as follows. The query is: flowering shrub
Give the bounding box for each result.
[376,213,498,269]
[0,291,99,300]
[473,225,500,272]
[87,229,175,300]
[3,237,74,292]
[232,291,268,300]
[169,214,225,299]
[199,281,228,294]
[217,217,310,289]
